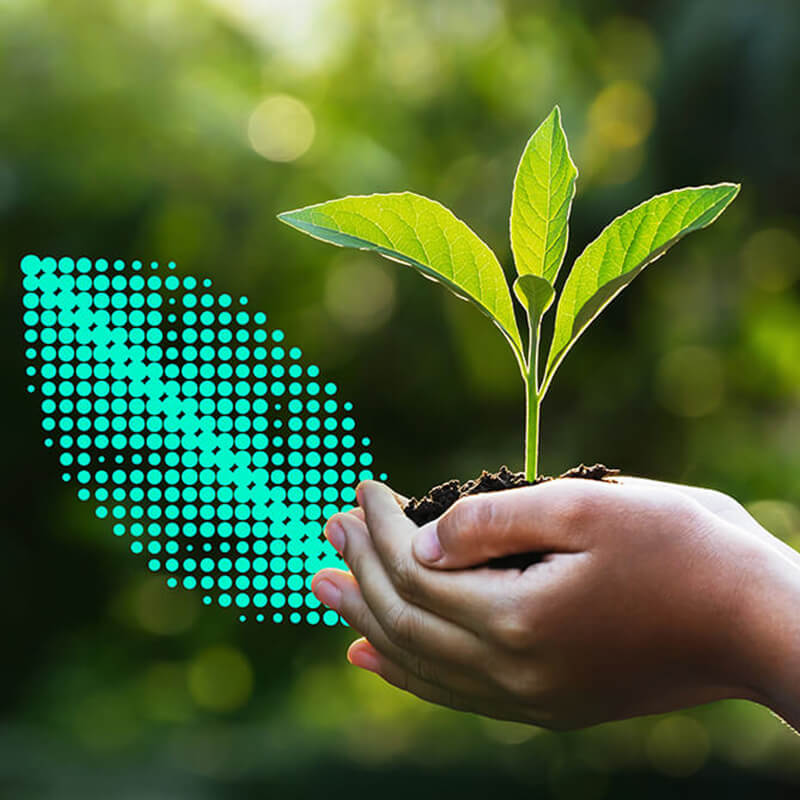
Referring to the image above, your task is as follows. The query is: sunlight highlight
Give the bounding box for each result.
[248,94,316,162]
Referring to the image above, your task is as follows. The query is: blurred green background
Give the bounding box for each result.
[2,0,800,797]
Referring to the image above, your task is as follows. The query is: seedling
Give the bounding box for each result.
[279,106,738,481]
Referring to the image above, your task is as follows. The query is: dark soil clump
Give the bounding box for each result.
[402,463,619,571]
[403,463,619,527]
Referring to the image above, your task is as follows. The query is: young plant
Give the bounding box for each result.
[278,107,739,480]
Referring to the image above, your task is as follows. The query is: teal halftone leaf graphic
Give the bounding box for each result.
[20,255,386,625]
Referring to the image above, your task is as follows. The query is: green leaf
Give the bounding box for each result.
[510,106,578,285]
[278,192,522,355]
[513,274,555,329]
[544,183,740,388]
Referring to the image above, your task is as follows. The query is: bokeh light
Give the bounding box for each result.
[655,345,725,418]
[588,81,656,151]
[207,0,352,71]
[188,645,254,712]
[324,257,396,333]
[248,94,316,163]
[742,228,800,292]
[646,715,710,778]
[595,17,661,82]
[131,575,199,635]
[140,661,194,723]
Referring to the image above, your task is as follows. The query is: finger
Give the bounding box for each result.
[390,488,411,508]
[347,639,524,722]
[412,479,602,569]
[353,482,512,632]
[312,571,498,697]
[347,506,366,522]
[343,485,408,523]
[320,511,490,659]
[357,479,415,534]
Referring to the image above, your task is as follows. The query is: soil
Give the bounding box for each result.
[402,463,619,570]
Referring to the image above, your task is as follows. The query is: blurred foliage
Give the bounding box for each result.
[2,0,800,797]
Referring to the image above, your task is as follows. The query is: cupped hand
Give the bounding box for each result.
[311,477,800,730]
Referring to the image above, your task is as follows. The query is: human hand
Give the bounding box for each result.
[311,477,800,730]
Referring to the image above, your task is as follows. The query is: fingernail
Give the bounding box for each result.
[313,578,342,610]
[413,524,443,564]
[349,647,380,673]
[326,519,346,554]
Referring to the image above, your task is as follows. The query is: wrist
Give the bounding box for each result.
[738,544,800,729]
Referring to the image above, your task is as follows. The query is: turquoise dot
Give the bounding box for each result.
[270,593,286,609]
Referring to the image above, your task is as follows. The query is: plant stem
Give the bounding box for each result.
[524,376,540,481]
[523,319,542,481]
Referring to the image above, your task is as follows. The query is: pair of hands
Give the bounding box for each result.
[311,476,800,731]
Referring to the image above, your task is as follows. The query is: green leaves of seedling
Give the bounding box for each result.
[511,106,577,285]
[542,183,740,391]
[513,274,555,329]
[278,105,740,480]
[278,192,523,360]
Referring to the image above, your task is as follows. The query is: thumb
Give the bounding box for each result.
[411,481,592,569]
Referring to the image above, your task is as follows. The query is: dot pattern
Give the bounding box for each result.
[21,255,388,625]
